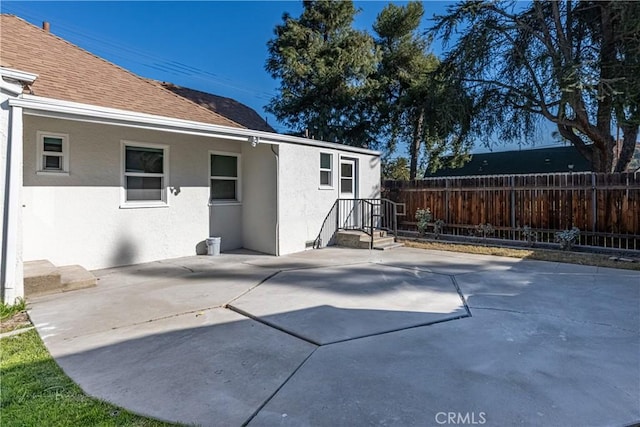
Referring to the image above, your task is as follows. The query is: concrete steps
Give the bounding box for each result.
[24,260,96,298]
[336,230,403,250]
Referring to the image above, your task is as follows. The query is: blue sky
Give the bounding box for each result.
[3,1,452,132]
[2,1,554,153]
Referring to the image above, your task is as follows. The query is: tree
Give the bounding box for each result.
[373,2,473,179]
[382,157,410,180]
[265,1,378,148]
[432,1,640,172]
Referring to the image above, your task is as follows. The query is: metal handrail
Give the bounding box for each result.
[314,198,402,249]
[314,199,339,249]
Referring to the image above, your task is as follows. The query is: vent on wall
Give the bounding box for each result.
[305,240,315,249]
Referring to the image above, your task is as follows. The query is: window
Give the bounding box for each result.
[122,142,168,206]
[320,152,333,187]
[210,152,240,203]
[37,131,69,174]
[340,160,354,193]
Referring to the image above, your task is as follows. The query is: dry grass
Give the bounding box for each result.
[1,311,32,334]
[401,239,640,271]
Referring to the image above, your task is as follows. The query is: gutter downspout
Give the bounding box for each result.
[1,104,24,304]
[270,144,280,256]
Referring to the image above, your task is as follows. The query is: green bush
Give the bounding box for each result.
[415,208,432,236]
[555,227,581,250]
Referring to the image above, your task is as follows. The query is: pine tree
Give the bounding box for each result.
[373,2,473,179]
[265,1,377,148]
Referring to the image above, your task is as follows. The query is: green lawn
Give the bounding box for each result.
[1,329,180,427]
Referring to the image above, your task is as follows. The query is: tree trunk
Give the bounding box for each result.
[615,125,640,172]
[409,109,425,180]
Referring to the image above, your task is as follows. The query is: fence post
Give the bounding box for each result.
[591,173,597,233]
[393,203,398,241]
[509,176,515,239]
[445,178,450,224]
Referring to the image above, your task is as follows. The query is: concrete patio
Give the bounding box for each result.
[27,247,639,426]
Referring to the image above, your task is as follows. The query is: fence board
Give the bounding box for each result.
[383,172,640,251]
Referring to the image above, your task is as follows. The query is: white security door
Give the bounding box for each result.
[340,158,358,229]
[339,158,357,199]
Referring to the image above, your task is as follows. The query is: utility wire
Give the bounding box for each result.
[2,4,280,108]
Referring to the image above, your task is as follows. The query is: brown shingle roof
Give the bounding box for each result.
[0,15,243,128]
[155,81,276,132]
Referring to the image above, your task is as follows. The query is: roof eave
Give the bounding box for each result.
[9,94,380,156]
[0,66,38,95]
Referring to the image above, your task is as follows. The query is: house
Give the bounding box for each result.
[154,81,276,132]
[425,146,592,177]
[0,15,381,303]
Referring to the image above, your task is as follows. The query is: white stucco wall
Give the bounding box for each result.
[210,205,242,251]
[277,144,381,255]
[241,143,277,255]
[22,116,243,269]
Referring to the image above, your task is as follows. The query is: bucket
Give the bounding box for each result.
[205,237,221,256]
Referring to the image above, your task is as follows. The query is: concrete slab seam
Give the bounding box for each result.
[374,262,472,317]
[223,270,282,307]
[472,306,639,333]
[227,303,470,348]
[320,314,472,347]
[241,347,319,427]
[226,304,321,346]
[43,304,229,343]
[450,275,472,317]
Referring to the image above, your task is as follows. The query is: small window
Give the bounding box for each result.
[340,161,354,193]
[122,142,168,206]
[320,153,333,187]
[210,152,240,202]
[37,131,69,174]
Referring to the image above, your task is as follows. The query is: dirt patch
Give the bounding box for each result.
[1,311,31,334]
[401,239,640,271]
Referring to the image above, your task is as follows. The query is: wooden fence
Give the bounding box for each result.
[383,172,640,251]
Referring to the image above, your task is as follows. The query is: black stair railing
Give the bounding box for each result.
[314,198,404,249]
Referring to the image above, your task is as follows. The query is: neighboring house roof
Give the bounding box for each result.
[426,146,592,177]
[155,81,275,132]
[0,15,243,128]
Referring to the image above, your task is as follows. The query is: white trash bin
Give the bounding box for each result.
[206,237,221,256]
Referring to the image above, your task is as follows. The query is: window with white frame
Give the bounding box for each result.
[37,131,69,174]
[210,152,240,202]
[320,152,333,187]
[122,142,168,205]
